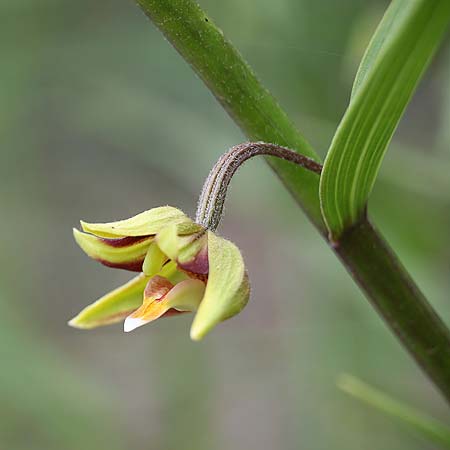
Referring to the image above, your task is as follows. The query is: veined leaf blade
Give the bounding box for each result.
[351,0,408,100]
[320,0,450,238]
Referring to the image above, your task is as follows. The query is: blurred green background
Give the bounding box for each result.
[2,0,450,449]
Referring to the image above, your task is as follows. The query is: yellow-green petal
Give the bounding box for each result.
[155,224,182,260]
[80,206,192,237]
[68,274,149,329]
[178,233,207,266]
[190,231,250,341]
[156,223,204,259]
[158,260,190,284]
[142,242,167,276]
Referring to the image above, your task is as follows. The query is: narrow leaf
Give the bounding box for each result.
[338,374,450,447]
[320,0,450,238]
[351,1,407,100]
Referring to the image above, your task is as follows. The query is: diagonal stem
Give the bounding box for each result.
[134,0,450,404]
[338,374,450,446]
[335,219,450,402]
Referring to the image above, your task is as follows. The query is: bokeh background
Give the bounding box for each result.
[2,0,450,449]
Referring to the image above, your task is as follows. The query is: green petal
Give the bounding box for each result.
[178,233,207,266]
[80,206,192,237]
[68,274,149,329]
[159,260,190,284]
[142,242,167,276]
[190,231,250,341]
[156,223,205,262]
[73,228,153,270]
[155,224,182,260]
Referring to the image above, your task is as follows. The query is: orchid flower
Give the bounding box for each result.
[70,143,321,339]
[70,206,249,340]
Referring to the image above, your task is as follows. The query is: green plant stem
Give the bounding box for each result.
[336,221,450,401]
[134,0,450,403]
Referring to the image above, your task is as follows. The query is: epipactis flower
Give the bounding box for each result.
[70,206,249,340]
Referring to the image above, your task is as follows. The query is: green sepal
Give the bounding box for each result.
[73,228,153,266]
[190,231,250,341]
[80,206,192,237]
[176,221,204,236]
[68,274,149,329]
[68,261,188,329]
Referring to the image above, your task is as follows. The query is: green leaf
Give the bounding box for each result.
[338,374,450,447]
[320,0,450,238]
[350,1,407,100]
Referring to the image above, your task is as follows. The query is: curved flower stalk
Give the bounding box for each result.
[71,143,321,340]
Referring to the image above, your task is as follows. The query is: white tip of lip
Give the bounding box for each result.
[124,317,147,332]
